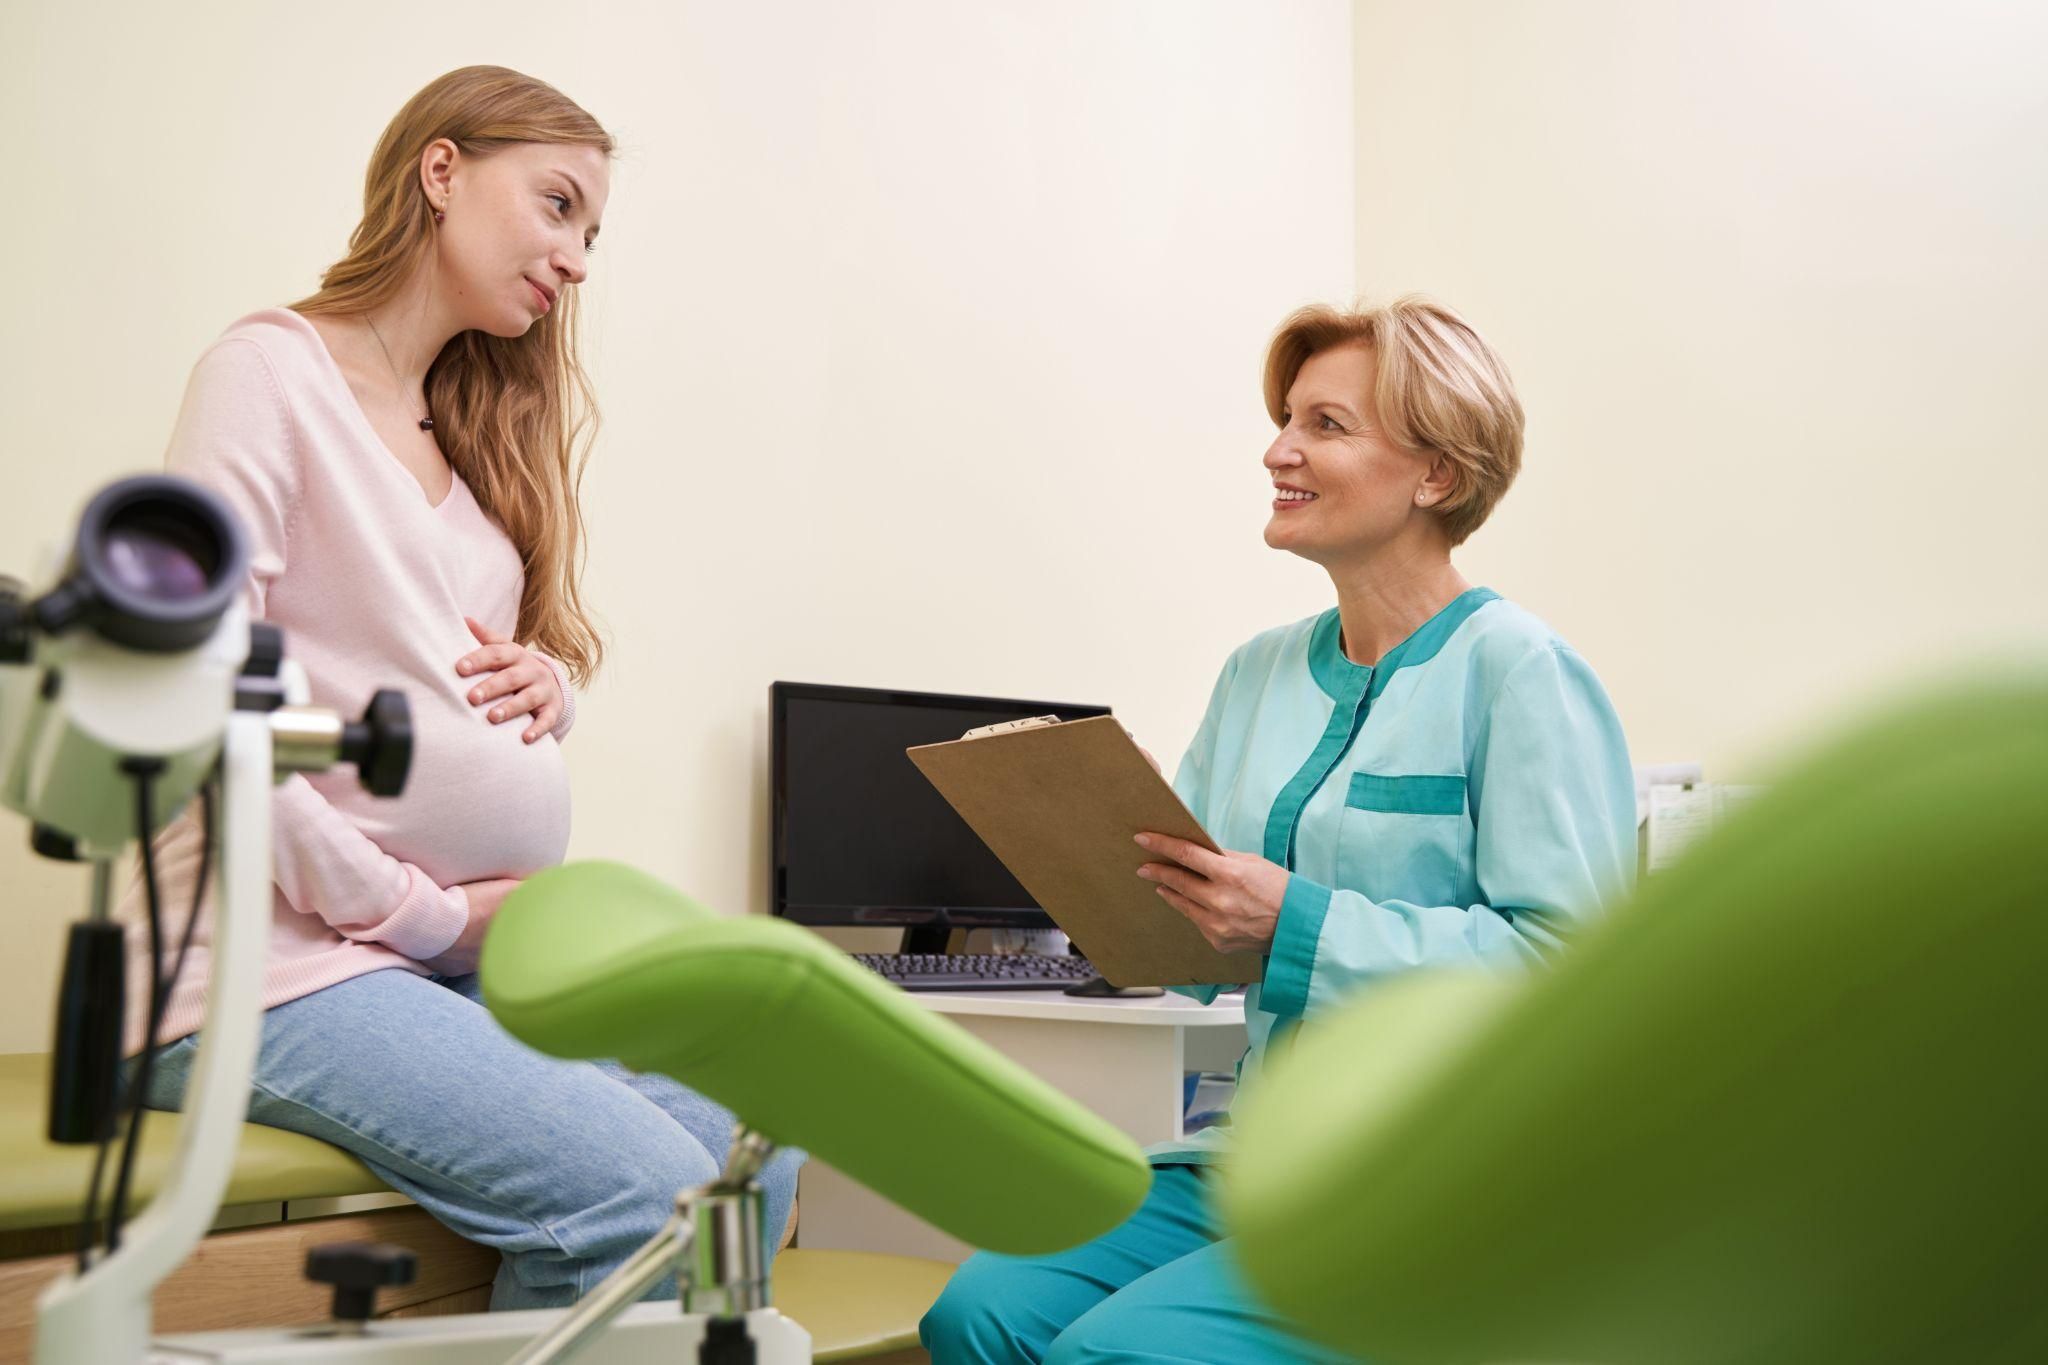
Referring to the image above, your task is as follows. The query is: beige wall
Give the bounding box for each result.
[1352,0,2048,778]
[8,1,2041,1058]
[0,2,1354,1052]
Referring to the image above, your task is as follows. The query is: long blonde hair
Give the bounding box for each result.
[294,65,611,684]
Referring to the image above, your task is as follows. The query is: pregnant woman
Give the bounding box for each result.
[122,65,799,1310]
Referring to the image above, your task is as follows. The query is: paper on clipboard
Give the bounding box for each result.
[907,715,1264,988]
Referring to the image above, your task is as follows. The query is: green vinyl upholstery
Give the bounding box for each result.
[779,1249,955,1362]
[480,861,1151,1257]
[1225,673,2048,1364]
[0,1050,385,1232]
[0,1054,989,1359]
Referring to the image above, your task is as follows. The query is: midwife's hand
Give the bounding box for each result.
[457,616,564,744]
[423,877,522,976]
[1134,833,1288,955]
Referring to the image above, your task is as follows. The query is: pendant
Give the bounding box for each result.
[419,417,435,431]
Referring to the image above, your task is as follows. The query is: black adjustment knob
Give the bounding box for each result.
[30,823,82,863]
[701,1316,757,1365]
[339,689,412,797]
[305,1241,416,1325]
[242,623,285,678]
[0,576,31,664]
[48,921,126,1144]
[29,579,92,636]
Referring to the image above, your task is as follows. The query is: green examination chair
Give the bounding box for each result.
[480,860,1151,1257]
[1225,672,2048,1364]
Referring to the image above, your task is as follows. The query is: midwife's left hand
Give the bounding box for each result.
[1134,833,1290,954]
[457,616,564,744]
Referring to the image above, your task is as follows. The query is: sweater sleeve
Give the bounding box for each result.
[166,337,469,962]
[164,339,297,618]
[269,776,469,960]
[1260,645,1637,1019]
[529,648,578,742]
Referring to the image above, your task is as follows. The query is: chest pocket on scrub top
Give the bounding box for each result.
[1334,773,1470,909]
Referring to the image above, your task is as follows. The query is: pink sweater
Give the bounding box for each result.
[121,308,576,1055]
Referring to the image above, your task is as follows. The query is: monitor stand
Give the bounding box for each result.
[900,925,953,955]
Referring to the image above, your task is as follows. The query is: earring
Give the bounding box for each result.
[433,208,445,224]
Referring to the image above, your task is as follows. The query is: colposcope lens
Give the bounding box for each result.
[102,524,212,602]
[56,475,246,652]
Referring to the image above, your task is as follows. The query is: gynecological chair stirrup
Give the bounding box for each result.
[506,1127,776,1365]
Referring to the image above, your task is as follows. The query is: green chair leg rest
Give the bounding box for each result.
[482,861,1150,1256]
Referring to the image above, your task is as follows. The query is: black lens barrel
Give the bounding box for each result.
[37,476,248,653]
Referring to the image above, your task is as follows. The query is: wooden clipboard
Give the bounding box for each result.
[907,715,1264,988]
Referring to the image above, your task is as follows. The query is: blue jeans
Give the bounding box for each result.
[920,1165,1353,1364]
[140,966,804,1311]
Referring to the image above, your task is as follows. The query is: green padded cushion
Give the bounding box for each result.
[0,1051,386,1233]
[773,1248,954,1361]
[1226,674,2048,1364]
[481,861,1151,1256]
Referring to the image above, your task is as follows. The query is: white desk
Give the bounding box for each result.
[795,988,1248,1263]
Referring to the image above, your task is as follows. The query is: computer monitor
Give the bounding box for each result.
[770,681,1111,949]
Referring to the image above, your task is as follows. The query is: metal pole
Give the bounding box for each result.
[503,1203,697,1365]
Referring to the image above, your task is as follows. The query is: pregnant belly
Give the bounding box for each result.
[312,690,572,886]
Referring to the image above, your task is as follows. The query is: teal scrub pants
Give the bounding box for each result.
[919,1165,1354,1364]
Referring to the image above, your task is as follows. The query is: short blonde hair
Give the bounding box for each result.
[1263,296,1524,547]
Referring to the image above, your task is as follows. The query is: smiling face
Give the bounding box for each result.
[426,140,610,338]
[1262,343,1447,565]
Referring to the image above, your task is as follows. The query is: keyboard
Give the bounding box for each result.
[852,952,1098,992]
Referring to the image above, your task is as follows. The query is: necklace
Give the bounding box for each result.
[364,313,435,431]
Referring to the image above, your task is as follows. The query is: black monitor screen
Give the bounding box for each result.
[771,683,1110,928]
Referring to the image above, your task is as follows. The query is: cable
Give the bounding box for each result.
[73,1120,111,1273]
[105,759,167,1254]
[99,769,216,1260]
[71,765,217,1268]
[161,775,216,1015]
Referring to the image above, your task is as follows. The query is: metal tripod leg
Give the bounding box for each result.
[502,1204,694,1365]
[502,1126,779,1365]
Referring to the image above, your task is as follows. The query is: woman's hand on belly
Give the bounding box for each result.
[1133,833,1289,954]
[457,616,565,744]
[421,877,522,975]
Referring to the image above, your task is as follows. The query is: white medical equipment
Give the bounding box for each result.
[7,475,1148,1365]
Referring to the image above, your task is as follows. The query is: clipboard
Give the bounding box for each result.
[907,715,1264,988]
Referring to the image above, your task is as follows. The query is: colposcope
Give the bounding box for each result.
[3,475,416,1361]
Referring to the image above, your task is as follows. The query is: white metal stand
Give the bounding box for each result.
[144,1303,811,1363]
[37,711,274,1364]
[30,714,819,1364]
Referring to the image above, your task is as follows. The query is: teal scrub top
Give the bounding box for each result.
[1152,587,1636,1164]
